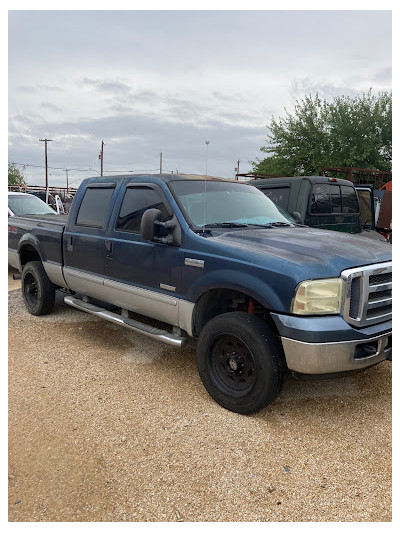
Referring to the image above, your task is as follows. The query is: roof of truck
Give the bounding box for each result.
[83,173,233,184]
[250,176,354,187]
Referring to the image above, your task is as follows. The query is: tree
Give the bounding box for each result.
[253,90,392,176]
[8,163,27,186]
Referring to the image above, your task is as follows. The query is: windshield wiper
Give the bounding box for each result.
[246,222,293,228]
[203,222,248,228]
[269,221,293,227]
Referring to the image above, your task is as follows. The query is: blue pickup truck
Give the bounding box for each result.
[8,174,392,414]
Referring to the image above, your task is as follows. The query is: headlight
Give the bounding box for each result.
[291,278,343,315]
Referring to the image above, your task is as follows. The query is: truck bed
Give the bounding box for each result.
[8,214,67,271]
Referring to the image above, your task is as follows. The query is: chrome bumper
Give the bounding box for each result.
[281,331,392,374]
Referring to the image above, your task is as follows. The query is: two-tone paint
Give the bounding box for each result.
[8,174,392,375]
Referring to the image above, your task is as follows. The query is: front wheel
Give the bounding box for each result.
[22,261,55,316]
[196,312,284,414]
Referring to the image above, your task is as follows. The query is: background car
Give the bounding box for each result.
[8,192,57,217]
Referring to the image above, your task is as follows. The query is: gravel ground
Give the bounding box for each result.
[8,273,392,522]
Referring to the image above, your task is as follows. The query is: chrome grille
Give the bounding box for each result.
[342,262,392,327]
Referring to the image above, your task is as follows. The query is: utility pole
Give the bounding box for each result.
[160,152,163,174]
[99,140,104,176]
[65,169,69,194]
[235,159,240,180]
[39,138,53,203]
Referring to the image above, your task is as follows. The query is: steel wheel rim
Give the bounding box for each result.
[24,272,39,307]
[210,334,257,397]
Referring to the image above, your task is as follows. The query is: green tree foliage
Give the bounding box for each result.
[8,163,27,186]
[253,90,392,176]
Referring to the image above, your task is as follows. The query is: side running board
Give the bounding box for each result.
[64,295,187,348]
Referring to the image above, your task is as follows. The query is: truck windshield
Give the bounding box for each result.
[169,180,295,228]
[8,194,56,216]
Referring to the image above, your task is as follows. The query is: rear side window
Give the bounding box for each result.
[76,187,115,228]
[310,184,332,214]
[341,186,359,213]
[310,184,359,215]
[261,187,290,210]
[116,187,170,233]
[330,185,341,213]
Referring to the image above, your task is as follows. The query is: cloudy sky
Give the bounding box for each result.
[8,8,392,189]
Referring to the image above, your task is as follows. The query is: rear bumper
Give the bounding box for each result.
[8,249,21,270]
[271,313,392,374]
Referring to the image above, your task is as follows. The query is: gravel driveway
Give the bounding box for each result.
[8,274,392,522]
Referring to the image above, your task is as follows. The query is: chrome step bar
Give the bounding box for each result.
[64,295,187,348]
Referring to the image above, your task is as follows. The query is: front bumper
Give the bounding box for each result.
[271,313,392,374]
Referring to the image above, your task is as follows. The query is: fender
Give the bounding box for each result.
[17,233,45,264]
[186,268,296,313]
[17,233,67,287]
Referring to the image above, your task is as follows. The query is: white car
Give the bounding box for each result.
[8,192,57,217]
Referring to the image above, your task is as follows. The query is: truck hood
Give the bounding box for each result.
[213,226,392,278]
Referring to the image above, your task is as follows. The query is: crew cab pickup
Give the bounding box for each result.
[8,174,392,414]
[250,175,386,241]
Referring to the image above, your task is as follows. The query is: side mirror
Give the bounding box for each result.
[140,209,181,246]
[141,208,161,241]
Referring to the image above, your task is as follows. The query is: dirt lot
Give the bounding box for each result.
[8,269,392,522]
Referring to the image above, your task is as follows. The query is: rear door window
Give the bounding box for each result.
[75,186,115,228]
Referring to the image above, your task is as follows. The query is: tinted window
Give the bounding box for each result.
[116,187,170,233]
[262,187,290,210]
[310,183,359,215]
[76,187,115,227]
[341,185,359,214]
[330,185,341,213]
[311,184,332,214]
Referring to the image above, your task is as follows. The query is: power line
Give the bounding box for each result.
[9,162,95,172]
[102,169,160,173]
[9,162,164,174]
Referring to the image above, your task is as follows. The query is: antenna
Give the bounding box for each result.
[203,140,210,234]
[205,139,210,176]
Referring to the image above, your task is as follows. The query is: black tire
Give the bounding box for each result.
[22,261,56,316]
[196,312,284,414]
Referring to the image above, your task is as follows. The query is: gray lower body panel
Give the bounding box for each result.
[43,261,66,287]
[63,266,194,336]
[8,249,20,270]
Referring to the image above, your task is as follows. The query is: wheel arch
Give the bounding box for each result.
[191,287,280,338]
[18,236,43,269]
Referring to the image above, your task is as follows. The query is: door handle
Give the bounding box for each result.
[67,236,73,252]
[105,240,113,256]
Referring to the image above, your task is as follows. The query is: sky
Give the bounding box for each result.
[8,6,392,189]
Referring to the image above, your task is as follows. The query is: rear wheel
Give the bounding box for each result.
[22,261,55,316]
[196,312,284,414]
